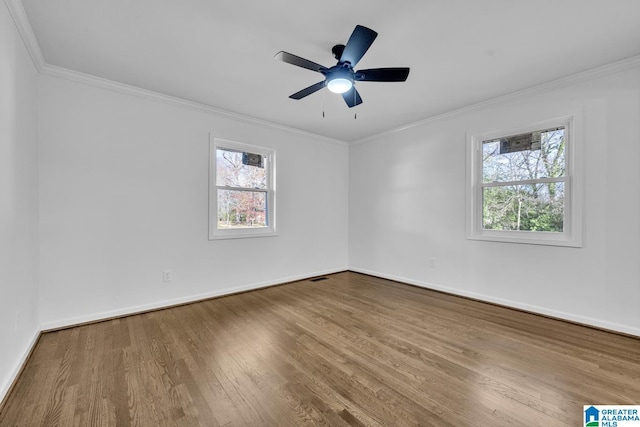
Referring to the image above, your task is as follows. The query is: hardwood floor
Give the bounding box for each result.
[1,272,639,426]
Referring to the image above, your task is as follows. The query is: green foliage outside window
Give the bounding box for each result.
[482,128,565,232]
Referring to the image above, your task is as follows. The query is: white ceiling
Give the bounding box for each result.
[19,0,640,142]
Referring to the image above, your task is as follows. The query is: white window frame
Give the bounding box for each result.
[466,113,583,247]
[209,137,277,240]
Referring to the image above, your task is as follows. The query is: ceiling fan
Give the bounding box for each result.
[275,25,410,108]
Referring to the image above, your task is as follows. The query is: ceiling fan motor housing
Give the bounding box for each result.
[327,64,353,79]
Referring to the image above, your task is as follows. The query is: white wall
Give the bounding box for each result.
[0,1,40,401]
[37,75,349,328]
[349,66,640,335]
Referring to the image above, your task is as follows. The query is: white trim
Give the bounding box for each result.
[352,54,640,145]
[3,0,45,71]
[0,328,40,405]
[39,268,347,331]
[217,186,268,194]
[39,56,640,146]
[348,267,640,338]
[40,63,348,146]
[466,113,583,247]
[482,177,566,188]
[209,137,277,240]
[6,0,640,145]
[3,0,344,147]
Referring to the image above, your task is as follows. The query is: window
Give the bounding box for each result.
[209,138,276,239]
[467,114,582,246]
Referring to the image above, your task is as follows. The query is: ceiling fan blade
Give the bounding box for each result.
[289,81,326,100]
[342,87,363,108]
[340,25,378,67]
[355,67,410,82]
[275,51,328,73]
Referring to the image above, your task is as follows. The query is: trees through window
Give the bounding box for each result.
[481,127,566,232]
[467,115,582,247]
[209,139,275,239]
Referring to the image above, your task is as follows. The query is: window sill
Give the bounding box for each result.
[208,230,278,240]
[467,231,582,247]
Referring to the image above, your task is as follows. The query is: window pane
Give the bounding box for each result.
[217,190,267,229]
[216,148,267,189]
[482,128,565,183]
[482,182,564,232]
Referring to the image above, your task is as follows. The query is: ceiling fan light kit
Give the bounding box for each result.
[326,68,353,94]
[276,25,410,108]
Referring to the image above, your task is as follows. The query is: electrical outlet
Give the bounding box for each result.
[428,257,436,268]
[163,270,173,282]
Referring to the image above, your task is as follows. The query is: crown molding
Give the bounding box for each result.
[4,0,45,71]
[4,0,347,148]
[352,54,640,145]
[40,63,348,146]
[7,0,640,147]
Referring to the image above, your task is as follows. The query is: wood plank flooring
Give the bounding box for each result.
[1,271,639,426]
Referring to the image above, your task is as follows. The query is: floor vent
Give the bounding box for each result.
[310,277,329,282]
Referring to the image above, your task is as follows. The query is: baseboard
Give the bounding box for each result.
[40,267,348,332]
[0,329,41,412]
[348,267,640,338]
